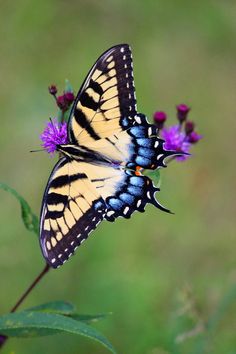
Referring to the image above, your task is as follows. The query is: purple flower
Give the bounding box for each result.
[153,103,202,163]
[161,125,191,161]
[153,111,167,129]
[40,118,68,155]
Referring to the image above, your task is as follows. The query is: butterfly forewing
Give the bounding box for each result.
[68,44,137,145]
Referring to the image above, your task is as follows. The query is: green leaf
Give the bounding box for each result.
[26,302,111,323]
[64,79,73,93]
[71,313,112,324]
[25,301,76,315]
[144,169,161,188]
[0,183,39,235]
[0,312,116,353]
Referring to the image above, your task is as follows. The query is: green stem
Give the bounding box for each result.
[0,264,50,349]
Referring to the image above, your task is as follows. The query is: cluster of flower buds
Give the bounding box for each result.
[153,104,202,161]
[40,83,75,155]
[48,84,75,112]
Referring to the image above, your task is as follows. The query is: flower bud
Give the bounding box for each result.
[48,84,57,96]
[64,92,75,104]
[57,95,67,111]
[153,111,167,129]
[176,104,190,123]
[185,121,195,135]
[188,131,202,144]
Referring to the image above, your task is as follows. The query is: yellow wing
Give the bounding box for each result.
[68,44,137,145]
[40,158,107,268]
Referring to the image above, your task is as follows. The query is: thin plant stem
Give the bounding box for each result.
[0,263,50,350]
[10,264,50,312]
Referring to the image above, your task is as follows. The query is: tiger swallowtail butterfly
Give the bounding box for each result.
[40,44,178,268]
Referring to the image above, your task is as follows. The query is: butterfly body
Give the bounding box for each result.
[40,44,178,268]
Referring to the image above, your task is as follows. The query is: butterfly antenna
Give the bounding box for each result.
[30,148,46,153]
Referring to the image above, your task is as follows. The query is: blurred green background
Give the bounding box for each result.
[0,0,236,353]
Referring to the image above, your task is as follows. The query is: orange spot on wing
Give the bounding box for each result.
[135,166,142,176]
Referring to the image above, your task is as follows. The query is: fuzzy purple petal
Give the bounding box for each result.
[40,118,68,156]
[162,125,191,161]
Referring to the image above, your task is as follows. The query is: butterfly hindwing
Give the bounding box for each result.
[40,158,106,268]
[78,115,174,222]
[68,44,137,145]
[84,113,175,171]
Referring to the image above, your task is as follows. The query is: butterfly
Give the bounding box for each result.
[40,44,179,268]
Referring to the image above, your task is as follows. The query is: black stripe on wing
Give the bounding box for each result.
[39,158,107,268]
[73,109,100,141]
[42,198,106,268]
[68,44,137,144]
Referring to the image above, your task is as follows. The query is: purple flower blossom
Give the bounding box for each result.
[161,125,191,161]
[153,103,202,162]
[40,118,68,155]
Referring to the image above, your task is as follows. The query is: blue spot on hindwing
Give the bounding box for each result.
[130,176,145,187]
[119,193,135,204]
[128,185,143,196]
[136,138,153,148]
[108,198,124,210]
[129,126,146,138]
[121,117,133,128]
[138,147,152,157]
[136,156,151,167]
[94,199,105,211]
